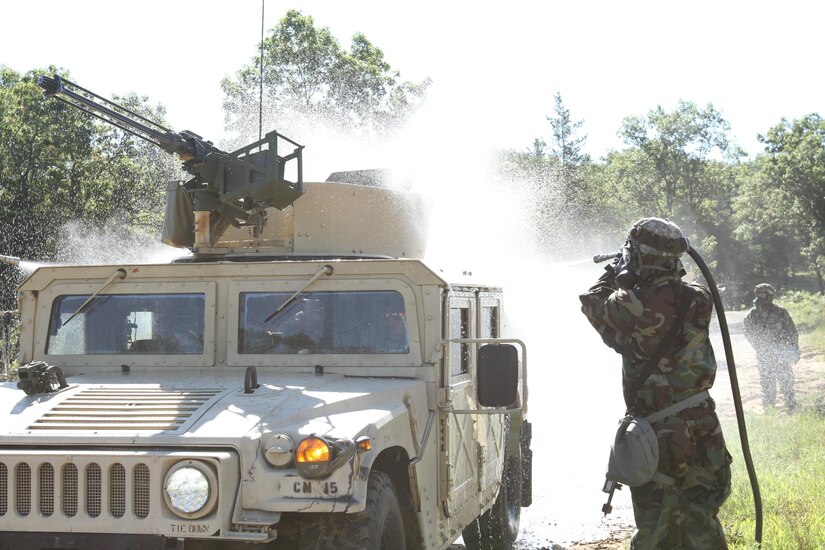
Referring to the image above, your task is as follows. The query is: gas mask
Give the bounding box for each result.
[614,239,641,290]
[754,293,772,308]
[613,238,686,290]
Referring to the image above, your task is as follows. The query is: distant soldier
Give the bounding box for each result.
[743,283,799,411]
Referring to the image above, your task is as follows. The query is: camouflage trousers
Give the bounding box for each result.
[756,358,796,409]
[629,411,732,550]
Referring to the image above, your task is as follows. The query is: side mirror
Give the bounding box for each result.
[477,344,519,408]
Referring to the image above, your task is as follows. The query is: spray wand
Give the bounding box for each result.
[0,254,21,267]
[593,247,763,546]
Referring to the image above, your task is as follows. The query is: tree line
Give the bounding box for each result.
[514,93,825,302]
[1,9,823,310]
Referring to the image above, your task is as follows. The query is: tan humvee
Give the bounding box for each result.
[0,181,531,550]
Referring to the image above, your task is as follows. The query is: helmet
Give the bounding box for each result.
[614,218,689,289]
[754,283,775,296]
[628,218,689,257]
[753,283,775,307]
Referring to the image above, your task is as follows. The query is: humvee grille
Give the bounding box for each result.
[28,387,222,432]
[0,463,6,515]
[0,459,152,521]
[39,463,54,516]
[87,463,101,517]
[16,464,30,515]
[134,463,150,518]
[63,463,78,516]
[110,463,126,517]
[0,451,232,535]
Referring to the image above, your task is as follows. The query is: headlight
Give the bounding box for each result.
[163,461,218,519]
[264,434,295,467]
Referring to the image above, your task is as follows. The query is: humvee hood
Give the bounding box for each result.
[0,372,425,445]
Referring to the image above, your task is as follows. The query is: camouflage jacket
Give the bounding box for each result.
[743,302,799,363]
[580,266,718,416]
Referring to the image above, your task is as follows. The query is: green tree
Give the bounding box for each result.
[731,157,802,288]
[619,101,740,218]
[529,137,547,158]
[759,114,825,293]
[221,10,430,142]
[547,92,589,168]
[0,66,180,307]
[611,101,746,280]
[518,93,599,254]
[547,92,591,213]
[1,67,92,263]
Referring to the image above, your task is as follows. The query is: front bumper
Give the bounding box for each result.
[0,532,168,550]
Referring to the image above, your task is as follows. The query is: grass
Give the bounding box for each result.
[782,291,825,352]
[720,408,825,549]
[724,293,825,550]
[721,292,825,548]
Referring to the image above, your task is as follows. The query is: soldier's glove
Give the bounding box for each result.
[604,247,624,273]
[596,253,622,289]
[615,240,640,290]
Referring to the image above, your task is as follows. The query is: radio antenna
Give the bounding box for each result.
[259,0,265,141]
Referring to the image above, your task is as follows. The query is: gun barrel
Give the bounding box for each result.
[37,74,202,161]
[0,254,21,267]
[593,253,619,263]
[37,74,63,96]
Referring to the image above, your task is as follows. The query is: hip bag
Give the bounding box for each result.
[606,390,709,487]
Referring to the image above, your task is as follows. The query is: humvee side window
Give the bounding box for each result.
[481,305,499,339]
[238,290,408,355]
[46,294,205,355]
[450,307,470,376]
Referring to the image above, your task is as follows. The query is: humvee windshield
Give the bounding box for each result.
[46,293,205,355]
[239,290,408,355]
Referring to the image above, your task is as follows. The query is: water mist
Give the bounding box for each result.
[375,92,636,546]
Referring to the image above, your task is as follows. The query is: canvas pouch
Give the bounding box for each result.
[606,389,710,487]
[606,415,659,486]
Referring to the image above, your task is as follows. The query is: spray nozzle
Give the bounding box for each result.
[0,254,21,267]
[593,253,620,263]
[593,240,639,290]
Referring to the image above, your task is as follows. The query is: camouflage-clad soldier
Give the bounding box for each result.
[580,218,731,549]
[743,283,799,411]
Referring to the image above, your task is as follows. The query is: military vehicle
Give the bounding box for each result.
[0,76,532,550]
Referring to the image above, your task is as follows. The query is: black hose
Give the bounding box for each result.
[688,248,762,545]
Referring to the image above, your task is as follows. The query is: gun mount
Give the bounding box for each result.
[37,74,304,250]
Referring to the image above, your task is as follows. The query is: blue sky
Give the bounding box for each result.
[3,0,824,169]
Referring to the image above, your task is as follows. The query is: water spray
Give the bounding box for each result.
[594,246,763,546]
[0,254,21,267]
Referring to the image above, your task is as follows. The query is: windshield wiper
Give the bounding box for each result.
[263,264,334,323]
[63,268,127,326]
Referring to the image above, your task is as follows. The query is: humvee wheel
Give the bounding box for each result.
[462,443,522,550]
[292,470,406,550]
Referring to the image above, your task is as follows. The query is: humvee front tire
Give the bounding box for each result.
[462,442,522,550]
[290,470,406,550]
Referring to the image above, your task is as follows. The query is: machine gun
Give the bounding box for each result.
[37,74,304,250]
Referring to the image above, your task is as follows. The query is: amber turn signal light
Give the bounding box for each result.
[296,436,331,463]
